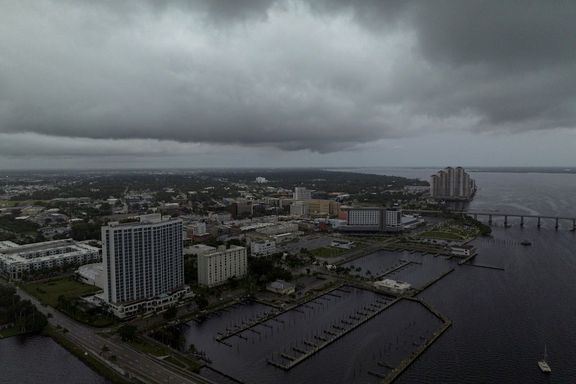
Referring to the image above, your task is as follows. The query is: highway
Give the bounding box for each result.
[16,287,215,384]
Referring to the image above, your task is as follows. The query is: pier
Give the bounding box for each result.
[381,320,452,384]
[215,310,280,342]
[416,268,455,293]
[267,298,401,371]
[380,298,452,384]
[216,284,348,343]
[460,263,505,271]
[377,260,418,279]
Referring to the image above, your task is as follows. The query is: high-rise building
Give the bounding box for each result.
[197,245,247,287]
[293,187,312,200]
[290,201,309,217]
[101,214,188,318]
[430,167,476,200]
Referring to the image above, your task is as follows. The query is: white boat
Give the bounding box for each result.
[538,345,552,373]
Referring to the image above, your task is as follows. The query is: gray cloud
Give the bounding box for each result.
[0,0,575,158]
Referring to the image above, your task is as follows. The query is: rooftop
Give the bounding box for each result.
[0,239,100,266]
[106,214,181,227]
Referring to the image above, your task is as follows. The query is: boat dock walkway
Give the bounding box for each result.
[416,268,455,293]
[381,319,452,384]
[267,298,401,371]
[215,284,354,343]
[461,263,505,271]
[376,260,419,279]
[380,298,452,384]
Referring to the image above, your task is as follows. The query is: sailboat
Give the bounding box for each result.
[538,344,552,373]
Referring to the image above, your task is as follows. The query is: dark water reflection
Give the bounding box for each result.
[186,287,442,384]
[0,335,109,384]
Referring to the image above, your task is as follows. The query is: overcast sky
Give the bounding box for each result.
[1,0,576,169]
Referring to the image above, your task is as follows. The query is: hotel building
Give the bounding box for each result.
[197,245,247,287]
[101,214,188,318]
[343,208,403,232]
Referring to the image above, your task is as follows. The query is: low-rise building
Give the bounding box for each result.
[187,222,208,237]
[272,232,298,243]
[450,245,474,257]
[373,279,411,294]
[76,263,105,288]
[197,245,247,287]
[331,239,355,249]
[250,239,277,257]
[0,239,100,280]
[256,222,299,235]
[266,280,295,295]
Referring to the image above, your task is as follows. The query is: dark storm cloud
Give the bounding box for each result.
[1,0,575,157]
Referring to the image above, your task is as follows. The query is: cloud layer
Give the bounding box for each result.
[1,0,575,158]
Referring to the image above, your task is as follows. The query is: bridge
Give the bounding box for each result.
[404,209,576,231]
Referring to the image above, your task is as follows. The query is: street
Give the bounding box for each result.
[15,287,214,384]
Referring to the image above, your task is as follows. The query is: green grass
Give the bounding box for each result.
[165,356,187,369]
[23,277,101,307]
[0,326,27,339]
[419,221,480,241]
[419,231,464,240]
[22,277,115,327]
[308,247,348,258]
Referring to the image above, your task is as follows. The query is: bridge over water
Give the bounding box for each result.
[404,209,576,230]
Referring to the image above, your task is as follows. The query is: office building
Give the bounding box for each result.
[197,245,247,287]
[230,199,253,218]
[0,239,100,281]
[430,167,476,200]
[304,199,340,217]
[293,187,312,200]
[290,201,309,217]
[101,214,188,318]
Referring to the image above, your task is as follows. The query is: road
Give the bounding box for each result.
[16,287,215,384]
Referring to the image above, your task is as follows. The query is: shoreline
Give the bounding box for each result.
[43,326,132,384]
